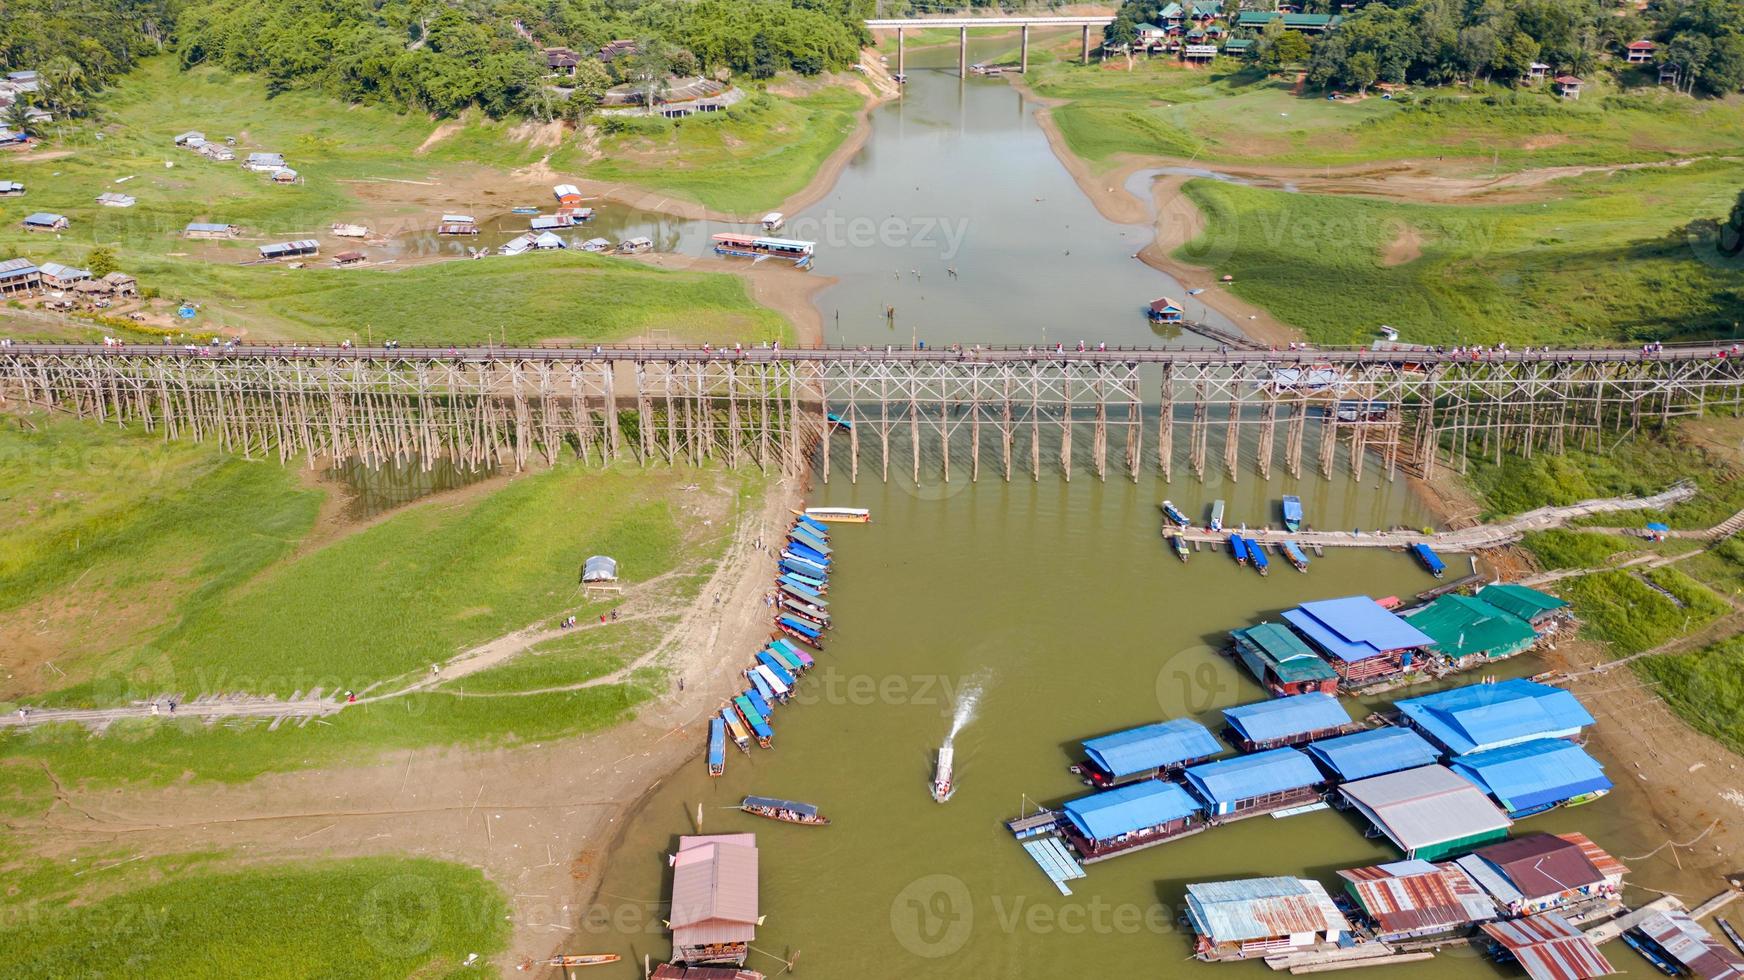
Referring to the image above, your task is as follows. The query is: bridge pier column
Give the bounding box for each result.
[1021,25,1030,72]
[1082,25,1091,64]
[897,28,904,80]
[960,26,968,78]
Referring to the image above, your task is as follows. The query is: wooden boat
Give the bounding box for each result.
[789,525,832,554]
[752,664,791,701]
[1718,918,1744,956]
[1412,542,1446,578]
[779,560,827,585]
[766,643,807,674]
[712,232,815,268]
[1160,499,1191,529]
[1282,540,1311,572]
[511,206,539,214]
[1249,539,1270,576]
[748,669,781,705]
[720,708,751,753]
[779,573,827,598]
[783,542,831,567]
[781,596,830,623]
[1230,534,1249,566]
[1210,499,1225,532]
[741,795,829,825]
[778,619,824,650]
[1621,930,1680,976]
[782,609,829,635]
[1170,533,1189,563]
[732,695,773,747]
[545,953,621,967]
[793,513,832,536]
[1282,496,1304,532]
[826,411,852,430]
[932,745,956,802]
[708,717,726,776]
[770,636,815,669]
[801,506,871,524]
[756,651,798,687]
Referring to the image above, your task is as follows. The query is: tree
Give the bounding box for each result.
[1347,50,1380,94]
[1,100,32,138]
[1702,33,1744,94]
[623,39,676,110]
[1263,31,1312,71]
[1665,33,1713,94]
[1721,189,1744,258]
[568,58,611,109]
[86,247,119,277]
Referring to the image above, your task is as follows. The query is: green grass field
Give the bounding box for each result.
[1518,530,1635,570]
[1174,161,1744,346]
[557,86,865,214]
[1636,633,1744,755]
[1559,567,1729,656]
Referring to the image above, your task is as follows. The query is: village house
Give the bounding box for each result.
[1161,2,1186,26]
[1134,22,1169,49]
[1555,75,1583,99]
[1305,726,1441,783]
[95,192,136,208]
[174,130,206,147]
[269,167,301,184]
[1182,747,1324,820]
[258,239,319,260]
[243,152,287,172]
[1395,678,1595,756]
[0,180,23,196]
[1222,691,1356,751]
[1148,297,1185,323]
[184,222,240,240]
[1527,61,1551,83]
[598,39,639,62]
[37,262,91,289]
[71,279,112,302]
[1282,595,1434,686]
[1338,765,1513,860]
[1222,38,1255,56]
[331,250,367,267]
[0,128,28,148]
[102,271,138,296]
[1336,860,1500,942]
[1455,832,1626,916]
[437,214,479,236]
[199,143,236,162]
[1659,62,1681,86]
[7,71,40,93]
[668,834,758,966]
[1076,717,1223,788]
[543,47,580,75]
[1625,39,1657,63]
[1186,876,1352,961]
[1230,623,1338,696]
[0,257,40,295]
[21,212,68,233]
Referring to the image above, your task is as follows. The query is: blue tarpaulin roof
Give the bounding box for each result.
[1646,522,1671,532]
[1282,596,1435,663]
[1223,692,1352,743]
[1183,747,1321,804]
[1307,727,1442,781]
[1450,739,1612,815]
[1396,679,1595,755]
[1084,719,1223,777]
[1062,780,1201,840]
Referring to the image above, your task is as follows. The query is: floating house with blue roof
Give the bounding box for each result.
[1058,780,1205,862]
[1183,747,1323,819]
[1231,622,1339,697]
[1449,738,1612,818]
[1076,718,1223,788]
[1395,679,1595,756]
[1222,691,1356,751]
[1307,726,1442,782]
[1282,596,1434,686]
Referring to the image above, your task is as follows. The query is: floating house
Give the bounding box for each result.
[0,257,40,296]
[243,152,287,172]
[1306,726,1441,783]
[1147,297,1184,323]
[1282,596,1432,686]
[1231,623,1338,696]
[1479,914,1615,980]
[331,223,370,238]
[1185,877,1352,961]
[580,237,612,252]
[1183,747,1323,819]
[0,180,23,196]
[1454,832,1625,916]
[1058,780,1206,862]
[21,212,68,232]
[499,231,567,255]
[258,239,319,260]
[668,833,759,966]
[1407,594,1538,664]
[95,192,135,208]
[1076,718,1223,788]
[184,221,239,239]
[37,262,90,289]
[1448,738,1611,817]
[1338,765,1511,860]
[1477,583,1569,628]
[650,966,764,980]
[1221,691,1354,751]
[1335,860,1499,942]
[1633,910,1744,980]
[332,250,367,267]
[1396,679,1595,756]
[529,214,575,231]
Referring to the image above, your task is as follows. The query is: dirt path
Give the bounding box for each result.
[11,476,812,978]
[631,252,832,346]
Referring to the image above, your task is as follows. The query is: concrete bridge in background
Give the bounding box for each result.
[864,14,1117,76]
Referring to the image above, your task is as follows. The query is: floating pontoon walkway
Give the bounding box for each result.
[1020,836,1087,896]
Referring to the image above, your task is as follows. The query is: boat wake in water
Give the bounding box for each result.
[933,670,992,803]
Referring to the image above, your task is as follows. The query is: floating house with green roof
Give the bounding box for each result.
[1476,583,1570,628]
[1231,623,1338,697]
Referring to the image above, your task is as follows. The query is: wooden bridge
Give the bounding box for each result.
[3,342,1742,486]
[864,13,1116,76]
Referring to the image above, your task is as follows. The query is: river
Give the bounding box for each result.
[580,39,1657,979]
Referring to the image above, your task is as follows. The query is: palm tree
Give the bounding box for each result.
[40,57,85,118]
[2,100,32,138]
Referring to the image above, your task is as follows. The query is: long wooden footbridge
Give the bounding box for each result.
[865,14,1115,77]
[2,342,1741,484]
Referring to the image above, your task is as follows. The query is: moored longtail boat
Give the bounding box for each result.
[745,684,776,718]
[780,553,830,577]
[753,664,791,701]
[789,528,832,557]
[720,708,751,752]
[708,718,726,776]
[779,574,827,598]
[770,636,814,669]
[1161,499,1191,529]
[778,618,824,650]
[766,643,806,674]
[800,506,871,524]
[1718,918,1744,956]
[780,559,828,583]
[1169,533,1190,562]
[733,695,773,747]
[783,543,831,567]
[1282,540,1311,572]
[792,513,832,536]
[1230,534,1249,566]
[1411,542,1446,578]
[826,411,852,430]
[748,669,779,705]
[545,954,621,967]
[1249,539,1270,576]
[1210,500,1226,532]
[755,651,797,687]
[740,796,830,825]
[782,608,829,633]
[781,596,830,623]
[1282,495,1304,532]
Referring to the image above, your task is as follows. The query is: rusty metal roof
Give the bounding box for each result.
[1481,914,1614,980]
[669,834,759,948]
[1337,860,1498,936]
[1185,876,1351,944]
[1637,910,1744,980]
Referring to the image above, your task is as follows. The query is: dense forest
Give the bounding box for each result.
[1109,0,1744,95]
[0,0,173,121]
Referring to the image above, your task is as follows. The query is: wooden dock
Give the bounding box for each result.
[1020,836,1086,896]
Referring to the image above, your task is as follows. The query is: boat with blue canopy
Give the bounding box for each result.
[1210,500,1225,532]
[1230,534,1249,566]
[792,514,831,536]
[756,651,797,687]
[784,542,831,565]
[1411,543,1446,578]
[1169,533,1189,562]
[778,617,824,650]
[741,796,830,826]
[779,564,827,588]
[753,664,791,700]
[745,685,775,717]
[748,669,777,704]
[778,575,826,600]
[771,637,814,668]
[780,553,829,577]
[789,529,832,557]
[720,708,750,752]
[1161,499,1191,528]
[1282,540,1311,572]
[826,412,853,431]
[732,695,773,747]
[1282,496,1304,532]
[708,718,727,776]
[781,596,830,623]
[1250,540,1270,576]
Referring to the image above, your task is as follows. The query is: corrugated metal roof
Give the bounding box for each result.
[1062,780,1201,839]
[1479,584,1570,620]
[1083,718,1222,777]
[1232,623,1338,684]
[1223,692,1351,743]
[1469,833,1604,902]
[1408,595,1538,659]
[1283,596,1434,663]
[1481,914,1615,980]
[185,222,233,233]
[1336,860,1498,936]
[0,257,37,277]
[1450,738,1612,814]
[1397,679,1595,755]
[1308,727,1442,781]
[1556,831,1628,883]
[669,834,758,947]
[1637,910,1744,980]
[1186,877,1351,944]
[23,212,65,224]
[38,262,87,279]
[1184,747,1320,804]
[1339,765,1511,852]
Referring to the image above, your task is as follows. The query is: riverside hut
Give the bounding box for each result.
[1282,596,1433,686]
[1476,583,1570,628]
[1058,780,1206,862]
[0,180,23,197]
[259,239,318,260]
[1230,623,1338,696]
[1336,860,1499,942]
[1306,726,1441,783]
[21,212,67,232]
[243,152,286,172]
[184,222,239,239]
[1448,738,1612,817]
[1633,910,1744,980]
[1480,915,1614,980]
[1221,691,1355,751]
[1182,747,1323,819]
[668,834,759,966]
[1396,679,1594,756]
[1455,833,1625,916]
[1185,877,1352,961]
[1406,594,1537,664]
[1075,718,1223,788]
[1338,765,1512,860]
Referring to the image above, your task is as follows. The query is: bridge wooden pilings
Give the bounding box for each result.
[3,344,1742,485]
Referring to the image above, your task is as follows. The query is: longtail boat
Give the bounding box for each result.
[1210,499,1225,532]
[782,608,829,633]
[708,718,726,776]
[1718,919,1744,956]
[1161,499,1191,529]
[753,664,791,700]
[779,574,827,598]
[1250,539,1270,576]
[720,708,751,752]
[789,525,832,554]
[792,513,831,536]
[801,506,871,524]
[1169,533,1190,563]
[826,411,851,429]
[778,619,824,650]
[781,596,830,623]
[748,670,779,705]
[780,553,830,578]
[1282,540,1311,572]
[1621,930,1679,976]
[545,954,621,968]
[732,695,773,747]
[770,636,814,669]
[779,560,828,585]
[932,745,956,802]
[1230,534,1249,566]
[741,795,830,825]
[1412,543,1446,578]
[767,644,806,674]
[755,651,797,687]
[785,541,831,565]
[1282,495,1304,532]
[745,685,776,718]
